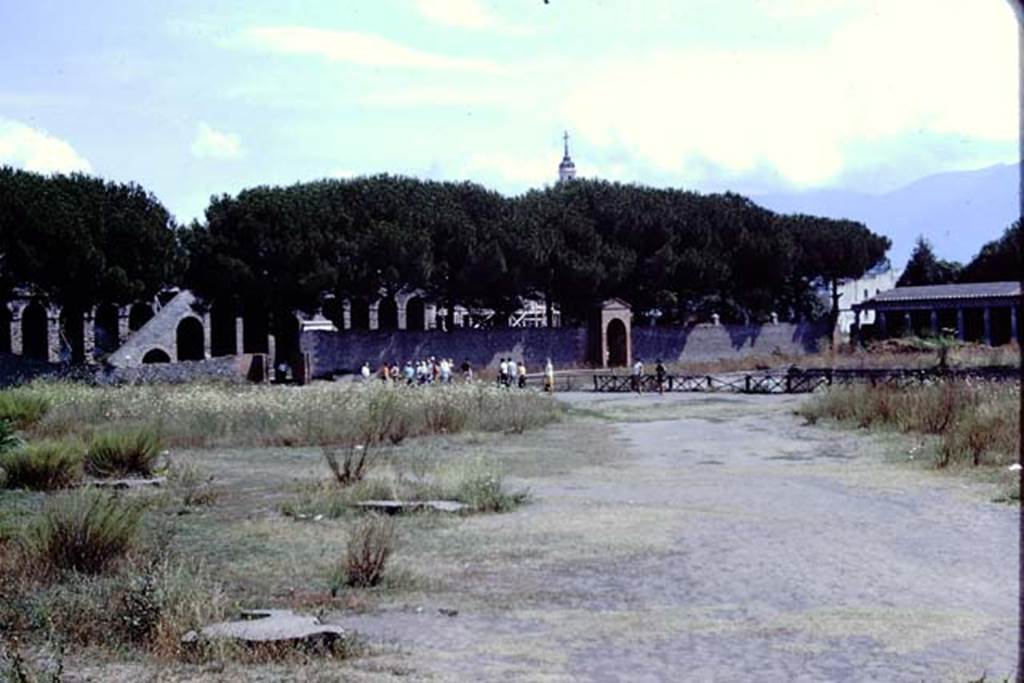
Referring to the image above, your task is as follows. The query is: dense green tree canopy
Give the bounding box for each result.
[181,175,891,327]
[0,167,181,310]
[897,237,962,287]
[958,221,1021,283]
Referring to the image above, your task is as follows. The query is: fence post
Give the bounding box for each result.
[744,375,751,393]
[785,375,792,393]
[707,375,713,390]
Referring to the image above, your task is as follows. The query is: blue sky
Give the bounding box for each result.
[0,0,1017,224]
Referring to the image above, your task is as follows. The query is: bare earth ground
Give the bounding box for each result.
[71,392,1018,682]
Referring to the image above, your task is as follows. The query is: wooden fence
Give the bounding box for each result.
[591,365,1021,394]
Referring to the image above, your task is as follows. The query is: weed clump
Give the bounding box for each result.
[337,515,395,589]
[0,440,83,490]
[85,428,163,478]
[800,380,1018,467]
[0,389,50,429]
[28,489,144,575]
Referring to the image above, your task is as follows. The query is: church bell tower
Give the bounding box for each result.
[558,130,577,182]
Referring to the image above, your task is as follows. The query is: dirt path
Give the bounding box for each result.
[334,393,1017,682]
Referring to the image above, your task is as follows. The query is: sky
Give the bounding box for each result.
[0,0,1018,225]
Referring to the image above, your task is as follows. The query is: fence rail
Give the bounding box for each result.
[591,365,1020,394]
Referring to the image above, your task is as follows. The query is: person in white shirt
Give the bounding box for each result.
[631,358,644,393]
[507,358,518,387]
[499,358,509,386]
[544,358,555,393]
[360,362,371,381]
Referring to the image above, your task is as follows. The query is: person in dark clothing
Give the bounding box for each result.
[655,359,667,395]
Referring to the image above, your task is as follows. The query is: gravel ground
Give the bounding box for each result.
[338,392,1019,682]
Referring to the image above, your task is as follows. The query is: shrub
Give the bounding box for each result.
[0,390,50,429]
[324,446,374,486]
[0,420,21,455]
[437,457,529,513]
[85,428,163,478]
[338,515,395,589]
[166,459,219,508]
[0,440,83,491]
[28,489,144,575]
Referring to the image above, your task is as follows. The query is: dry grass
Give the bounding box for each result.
[800,380,1019,467]
[667,339,1019,375]
[11,381,562,449]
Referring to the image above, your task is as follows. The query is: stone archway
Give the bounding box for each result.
[377,297,399,330]
[0,305,11,355]
[142,348,171,364]
[176,317,205,361]
[405,296,426,331]
[350,298,370,331]
[22,301,49,361]
[94,303,120,354]
[607,319,628,367]
[590,299,632,369]
[210,299,238,357]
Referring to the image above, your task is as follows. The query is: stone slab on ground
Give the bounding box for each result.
[84,476,166,489]
[182,609,346,646]
[354,499,468,514]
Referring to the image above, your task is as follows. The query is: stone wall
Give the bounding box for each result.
[302,320,829,376]
[632,321,829,363]
[302,328,589,376]
[0,353,247,387]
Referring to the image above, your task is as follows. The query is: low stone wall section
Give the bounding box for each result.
[632,321,829,363]
[302,328,588,376]
[0,353,246,387]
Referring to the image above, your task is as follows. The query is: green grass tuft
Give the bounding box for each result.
[85,428,163,478]
[27,489,145,575]
[0,440,84,490]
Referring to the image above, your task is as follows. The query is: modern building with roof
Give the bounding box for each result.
[851,281,1021,345]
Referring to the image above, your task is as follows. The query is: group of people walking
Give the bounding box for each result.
[360,357,469,385]
[631,358,668,394]
[358,356,558,392]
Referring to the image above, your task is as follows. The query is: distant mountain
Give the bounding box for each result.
[753,163,1020,268]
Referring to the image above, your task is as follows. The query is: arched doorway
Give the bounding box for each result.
[142,348,171,364]
[22,302,48,361]
[606,319,628,367]
[405,297,425,331]
[273,313,300,369]
[176,317,205,361]
[210,299,238,356]
[242,301,269,353]
[377,297,398,330]
[350,298,370,331]
[94,303,120,354]
[60,306,86,363]
[128,302,154,331]
[0,306,11,354]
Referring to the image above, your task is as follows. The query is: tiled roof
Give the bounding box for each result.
[869,281,1021,303]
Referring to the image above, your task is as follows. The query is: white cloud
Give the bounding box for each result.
[414,0,493,29]
[191,122,242,160]
[244,26,500,73]
[560,0,1017,187]
[0,118,92,174]
[462,152,556,186]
